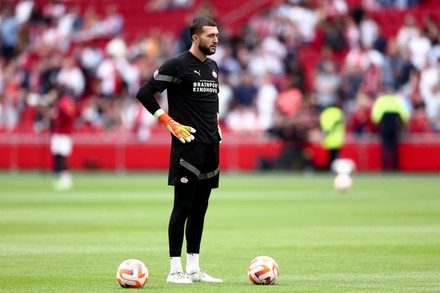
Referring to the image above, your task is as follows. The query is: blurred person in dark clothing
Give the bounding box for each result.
[371,88,410,171]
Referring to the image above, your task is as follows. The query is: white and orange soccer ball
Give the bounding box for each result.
[333,173,353,192]
[248,256,280,285]
[116,259,148,288]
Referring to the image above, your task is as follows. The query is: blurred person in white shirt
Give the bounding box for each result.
[418,57,440,131]
[101,4,124,37]
[56,56,85,100]
[286,1,319,44]
[344,15,361,49]
[408,28,432,70]
[14,0,34,25]
[256,73,278,132]
[217,73,233,121]
[79,44,104,76]
[396,14,419,51]
[313,59,342,111]
[359,12,378,49]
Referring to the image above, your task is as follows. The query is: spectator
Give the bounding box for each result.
[0,6,19,59]
[407,27,431,70]
[95,48,125,98]
[286,0,319,44]
[421,14,439,46]
[42,0,66,23]
[348,91,377,135]
[312,57,342,111]
[260,35,288,75]
[359,11,378,49]
[396,14,419,51]
[56,56,86,100]
[373,25,387,54]
[255,73,278,133]
[342,42,370,101]
[321,17,348,53]
[344,14,361,49]
[76,95,104,131]
[360,48,384,98]
[317,0,349,19]
[15,0,34,25]
[262,94,318,171]
[55,5,81,52]
[79,43,104,77]
[396,47,414,89]
[382,38,405,91]
[248,40,285,82]
[0,61,21,130]
[72,6,102,42]
[218,45,242,78]
[177,14,193,52]
[40,52,62,94]
[407,103,432,133]
[101,4,124,38]
[230,70,257,109]
[225,71,259,135]
[276,75,303,119]
[217,73,233,122]
[418,57,440,131]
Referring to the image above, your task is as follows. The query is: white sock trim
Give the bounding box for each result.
[186,253,200,274]
[170,257,183,273]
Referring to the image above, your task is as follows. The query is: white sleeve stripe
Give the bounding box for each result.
[153,69,182,84]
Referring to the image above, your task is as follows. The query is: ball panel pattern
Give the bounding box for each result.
[116,259,148,288]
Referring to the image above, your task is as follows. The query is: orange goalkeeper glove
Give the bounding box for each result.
[154,109,196,143]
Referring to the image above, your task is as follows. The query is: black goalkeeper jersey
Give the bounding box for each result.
[142,51,220,143]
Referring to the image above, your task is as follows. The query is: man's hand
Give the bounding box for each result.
[165,119,196,143]
[154,109,196,143]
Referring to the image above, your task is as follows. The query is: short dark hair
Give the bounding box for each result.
[190,17,217,37]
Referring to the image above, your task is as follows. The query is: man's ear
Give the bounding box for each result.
[192,34,199,44]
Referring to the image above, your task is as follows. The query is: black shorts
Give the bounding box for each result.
[168,139,220,189]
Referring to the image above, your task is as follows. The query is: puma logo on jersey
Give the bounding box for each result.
[194,70,201,76]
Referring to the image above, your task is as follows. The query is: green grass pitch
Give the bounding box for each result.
[0,171,439,292]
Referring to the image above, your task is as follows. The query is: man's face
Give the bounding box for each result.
[197,26,219,56]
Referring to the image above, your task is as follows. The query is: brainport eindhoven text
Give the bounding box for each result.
[193,81,218,93]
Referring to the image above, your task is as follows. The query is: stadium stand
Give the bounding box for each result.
[1,0,440,172]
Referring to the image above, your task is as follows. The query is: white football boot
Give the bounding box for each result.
[166,271,193,284]
[186,269,223,283]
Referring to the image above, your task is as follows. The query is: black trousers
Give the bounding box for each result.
[168,182,212,257]
[167,140,220,257]
[379,113,402,171]
[381,132,399,171]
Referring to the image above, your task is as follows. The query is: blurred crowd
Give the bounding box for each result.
[1,0,439,144]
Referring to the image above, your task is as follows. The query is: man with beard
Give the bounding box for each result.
[136,17,223,284]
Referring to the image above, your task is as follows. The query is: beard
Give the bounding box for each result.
[198,42,216,55]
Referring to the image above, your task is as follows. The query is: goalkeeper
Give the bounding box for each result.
[136,17,222,284]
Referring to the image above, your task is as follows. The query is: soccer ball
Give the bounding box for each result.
[248,256,280,285]
[333,173,353,192]
[116,259,148,288]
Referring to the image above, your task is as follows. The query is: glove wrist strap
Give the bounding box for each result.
[154,109,172,125]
